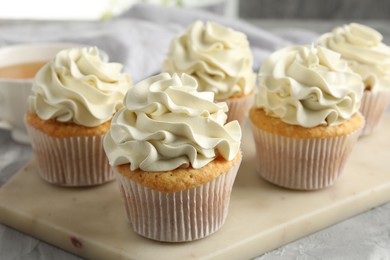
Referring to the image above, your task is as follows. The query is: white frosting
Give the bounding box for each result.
[29,46,132,127]
[104,73,241,172]
[256,45,364,127]
[317,23,390,91]
[162,20,255,100]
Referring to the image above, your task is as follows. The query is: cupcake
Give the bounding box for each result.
[162,20,256,127]
[26,46,132,186]
[250,45,364,190]
[103,73,242,242]
[317,23,390,136]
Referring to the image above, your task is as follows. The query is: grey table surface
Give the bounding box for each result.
[1,19,390,260]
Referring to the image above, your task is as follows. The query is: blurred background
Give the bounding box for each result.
[2,0,390,38]
[2,0,390,20]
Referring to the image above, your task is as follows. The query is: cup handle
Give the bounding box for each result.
[0,91,12,130]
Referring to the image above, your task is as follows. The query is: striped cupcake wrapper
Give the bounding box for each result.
[26,122,114,187]
[224,92,254,128]
[114,155,242,242]
[250,122,363,190]
[360,90,390,137]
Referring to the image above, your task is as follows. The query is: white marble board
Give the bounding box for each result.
[0,116,390,259]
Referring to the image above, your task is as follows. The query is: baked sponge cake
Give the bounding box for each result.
[26,46,132,186]
[317,23,390,136]
[250,45,364,190]
[163,20,256,127]
[104,73,242,242]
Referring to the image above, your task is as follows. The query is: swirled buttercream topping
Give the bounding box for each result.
[29,46,132,127]
[256,45,364,127]
[317,23,390,91]
[162,20,255,100]
[104,73,241,172]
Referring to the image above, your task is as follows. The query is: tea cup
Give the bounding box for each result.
[0,43,107,144]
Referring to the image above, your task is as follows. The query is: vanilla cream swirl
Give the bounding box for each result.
[104,73,241,172]
[162,20,255,100]
[256,45,364,127]
[29,46,132,127]
[317,23,390,91]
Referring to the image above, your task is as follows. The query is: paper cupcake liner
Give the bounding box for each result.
[26,123,114,187]
[114,155,242,242]
[359,90,390,136]
[250,123,362,190]
[224,92,254,127]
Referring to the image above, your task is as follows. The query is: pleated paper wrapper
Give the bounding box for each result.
[359,90,390,136]
[26,123,114,187]
[114,155,242,242]
[224,92,254,127]
[250,123,363,190]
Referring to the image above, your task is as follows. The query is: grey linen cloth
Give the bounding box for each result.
[0,4,321,260]
[0,3,318,83]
